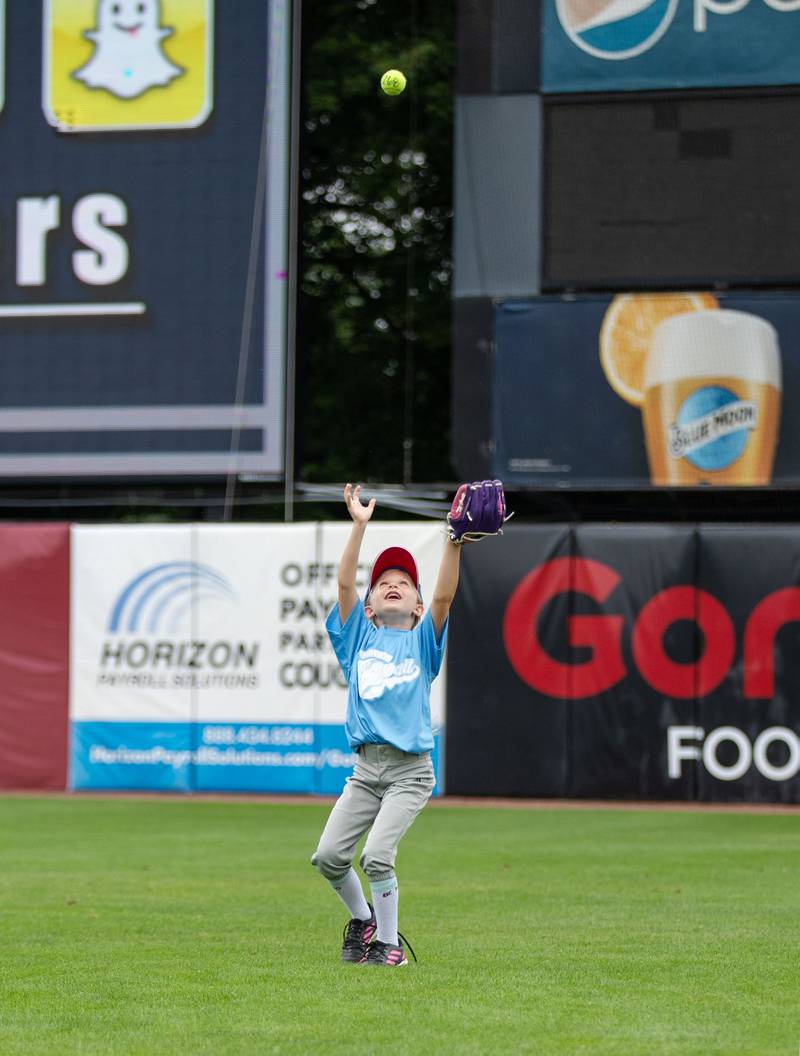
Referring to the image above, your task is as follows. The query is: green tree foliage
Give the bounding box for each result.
[299,0,455,484]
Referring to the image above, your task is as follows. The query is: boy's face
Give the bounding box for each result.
[365,569,423,629]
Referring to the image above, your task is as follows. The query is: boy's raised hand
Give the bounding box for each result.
[337,484,374,622]
[344,483,376,524]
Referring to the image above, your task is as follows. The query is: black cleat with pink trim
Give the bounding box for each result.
[359,933,417,967]
[340,906,377,963]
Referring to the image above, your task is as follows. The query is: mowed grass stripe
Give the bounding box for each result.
[0,797,796,1056]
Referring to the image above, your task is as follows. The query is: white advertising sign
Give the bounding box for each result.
[70,522,447,793]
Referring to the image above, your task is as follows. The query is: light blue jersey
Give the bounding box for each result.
[326,602,448,754]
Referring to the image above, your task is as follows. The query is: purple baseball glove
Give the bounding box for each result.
[446,479,512,543]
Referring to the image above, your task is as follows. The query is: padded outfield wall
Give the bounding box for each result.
[447,523,800,803]
[0,523,798,803]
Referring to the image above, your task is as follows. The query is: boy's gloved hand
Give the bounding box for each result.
[446,480,512,544]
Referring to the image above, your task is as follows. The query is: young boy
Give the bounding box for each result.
[311,482,463,967]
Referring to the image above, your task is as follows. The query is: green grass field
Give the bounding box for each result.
[0,796,797,1056]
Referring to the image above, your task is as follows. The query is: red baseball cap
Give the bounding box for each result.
[368,546,420,591]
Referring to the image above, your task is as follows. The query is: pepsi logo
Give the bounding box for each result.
[555,0,680,58]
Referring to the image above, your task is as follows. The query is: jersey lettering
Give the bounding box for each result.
[357,649,421,701]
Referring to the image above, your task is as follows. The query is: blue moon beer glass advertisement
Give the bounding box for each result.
[493,292,800,489]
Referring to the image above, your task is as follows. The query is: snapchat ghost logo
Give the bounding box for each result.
[45,0,213,131]
[73,0,183,99]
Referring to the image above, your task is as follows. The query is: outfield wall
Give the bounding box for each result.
[0,522,798,802]
[68,524,446,796]
[0,524,69,790]
[448,524,800,803]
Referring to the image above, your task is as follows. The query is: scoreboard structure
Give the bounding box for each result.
[0,1,292,478]
[453,0,800,490]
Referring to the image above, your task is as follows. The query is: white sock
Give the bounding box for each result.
[329,868,372,921]
[369,876,399,945]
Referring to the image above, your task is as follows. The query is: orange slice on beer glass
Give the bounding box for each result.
[599,292,719,407]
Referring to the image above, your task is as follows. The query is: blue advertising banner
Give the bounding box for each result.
[494,292,799,488]
[71,721,444,796]
[541,0,800,92]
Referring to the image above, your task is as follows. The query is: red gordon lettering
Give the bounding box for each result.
[503,557,798,701]
[632,586,735,699]
[503,557,624,699]
[743,588,800,698]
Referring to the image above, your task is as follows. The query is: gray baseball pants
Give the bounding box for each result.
[311,743,436,883]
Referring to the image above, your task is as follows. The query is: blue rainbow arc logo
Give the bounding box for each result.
[108,562,237,634]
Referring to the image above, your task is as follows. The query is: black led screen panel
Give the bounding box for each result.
[544,94,800,291]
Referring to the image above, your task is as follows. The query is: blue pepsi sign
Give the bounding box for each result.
[541,0,800,91]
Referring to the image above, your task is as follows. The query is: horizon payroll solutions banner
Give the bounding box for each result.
[447,523,800,803]
[541,0,800,92]
[493,291,799,489]
[69,523,447,795]
[0,1,289,477]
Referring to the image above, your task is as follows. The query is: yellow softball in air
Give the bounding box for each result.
[380,69,406,96]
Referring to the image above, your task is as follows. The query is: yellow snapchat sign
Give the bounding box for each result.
[43,0,214,132]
